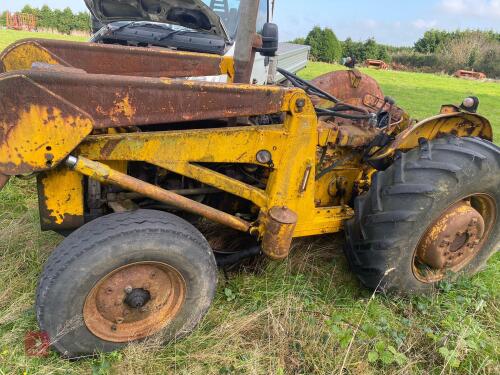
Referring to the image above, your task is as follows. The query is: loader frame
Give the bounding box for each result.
[0,39,493,260]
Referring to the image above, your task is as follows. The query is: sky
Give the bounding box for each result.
[1,0,500,46]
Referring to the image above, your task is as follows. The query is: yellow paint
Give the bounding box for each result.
[0,104,93,175]
[109,94,136,122]
[373,112,493,160]
[77,91,349,237]
[0,41,59,72]
[39,168,84,225]
[219,56,235,81]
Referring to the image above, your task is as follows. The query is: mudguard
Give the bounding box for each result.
[372,111,493,160]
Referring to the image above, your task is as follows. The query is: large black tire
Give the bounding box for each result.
[36,210,217,357]
[345,136,499,294]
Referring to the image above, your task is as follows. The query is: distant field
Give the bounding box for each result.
[0,29,87,51]
[300,62,500,142]
[0,31,498,375]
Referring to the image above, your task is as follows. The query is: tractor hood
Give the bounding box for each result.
[84,0,226,38]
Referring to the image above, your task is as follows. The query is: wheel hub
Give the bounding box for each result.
[416,201,485,273]
[83,262,186,343]
[124,288,151,309]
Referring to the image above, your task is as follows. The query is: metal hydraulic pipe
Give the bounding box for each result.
[66,156,251,233]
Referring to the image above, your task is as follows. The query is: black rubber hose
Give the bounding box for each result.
[215,246,262,268]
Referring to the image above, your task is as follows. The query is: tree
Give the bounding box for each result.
[290,37,306,45]
[305,26,342,63]
[414,30,449,53]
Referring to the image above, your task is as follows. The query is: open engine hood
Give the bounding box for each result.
[84,0,227,38]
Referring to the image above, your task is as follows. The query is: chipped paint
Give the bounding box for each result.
[0,40,59,72]
[39,168,84,225]
[0,105,93,175]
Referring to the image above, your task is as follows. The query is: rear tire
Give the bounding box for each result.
[36,210,217,357]
[345,136,499,294]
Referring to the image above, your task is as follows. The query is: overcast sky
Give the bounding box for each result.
[1,0,499,46]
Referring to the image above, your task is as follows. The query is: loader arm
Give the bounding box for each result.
[0,39,235,80]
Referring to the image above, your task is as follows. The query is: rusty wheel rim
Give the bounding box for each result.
[83,262,186,343]
[413,194,497,283]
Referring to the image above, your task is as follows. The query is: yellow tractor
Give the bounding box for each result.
[0,0,498,358]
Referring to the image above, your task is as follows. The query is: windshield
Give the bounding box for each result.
[201,0,268,39]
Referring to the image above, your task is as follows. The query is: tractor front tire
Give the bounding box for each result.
[345,136,499,294]
[36,210,217,357]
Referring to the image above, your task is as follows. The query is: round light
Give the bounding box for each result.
[256,150,272,164]
[463,97,475,108]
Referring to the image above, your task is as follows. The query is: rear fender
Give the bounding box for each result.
[372,112,493,160]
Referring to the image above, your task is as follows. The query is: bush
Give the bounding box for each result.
[341,37,392,63]
[305,26,342,63]
[391,52,441,70]
[437,31,499,75]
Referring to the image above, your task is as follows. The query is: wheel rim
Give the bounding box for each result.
[83,262,186,343]
[413,194,497,283]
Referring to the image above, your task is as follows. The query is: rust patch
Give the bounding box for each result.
[310,69,384,107]
[262,206,298,260]
[1,69,288,130]
[83,262,186,343]
[1,38,232,78]
[100,139,122,159]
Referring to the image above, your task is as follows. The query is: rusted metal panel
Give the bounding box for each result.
[365,59,389,70]
[0,70,287,130]
[68,156,252,233]
[261,206,298,260]
[454,70,487,80]
[0,39,234,79]
[310,69,384,108]
[0,73,93,175]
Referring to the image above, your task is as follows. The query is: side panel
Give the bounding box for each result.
[37,168,85,231]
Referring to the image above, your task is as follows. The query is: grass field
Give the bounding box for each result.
[0,29,88,51]
[0,30,499,374]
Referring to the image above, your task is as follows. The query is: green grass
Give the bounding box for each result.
[0,33,499,374]
[0,29,87,52]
